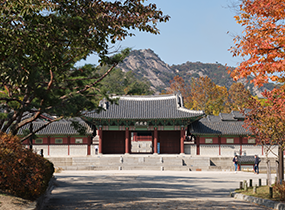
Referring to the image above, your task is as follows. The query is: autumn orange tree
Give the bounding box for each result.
[227,83,251,111]
[230,0,285,86]
[190,76,229,115]
[167,75,192,108]
[242,88,285,182]
[230,0,285,182]
[167,76,232,115]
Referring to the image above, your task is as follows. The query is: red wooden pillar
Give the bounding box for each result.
[98,127,102,154]
[196,136,200,155]
[239,136,243,155]
[154,127,158,154]
[180,127,185,154]
[67,136,70,156]
[218,136,221,156]
[87,136,91,155]
[125,127,129,154]
[47,136,50,156]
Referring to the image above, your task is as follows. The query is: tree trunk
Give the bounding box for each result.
[267,159,271,186]
[29,123,33,150]
[279,146,284,183]
[276,159,280,184]
[278,145,284,184]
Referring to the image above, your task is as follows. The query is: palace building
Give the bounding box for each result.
[83,94,204,155]
[20,93,276,158]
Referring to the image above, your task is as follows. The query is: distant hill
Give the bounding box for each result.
[118,49,275,96]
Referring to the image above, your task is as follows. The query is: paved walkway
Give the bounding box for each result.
[42,171,273,210]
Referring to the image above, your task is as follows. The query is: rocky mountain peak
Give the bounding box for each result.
[117,49,274,96]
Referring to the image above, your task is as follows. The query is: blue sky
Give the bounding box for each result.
[76,0,243,67]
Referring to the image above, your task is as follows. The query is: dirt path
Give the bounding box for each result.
[0,192,32,210]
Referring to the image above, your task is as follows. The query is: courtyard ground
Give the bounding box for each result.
[41,170,273,210]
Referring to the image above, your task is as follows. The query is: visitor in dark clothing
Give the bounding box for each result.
[254,155,260,174]
[233,155,238,173]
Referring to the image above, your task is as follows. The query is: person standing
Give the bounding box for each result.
[94,145,99,155]
[254,155,260,174]
[233,155,238,173]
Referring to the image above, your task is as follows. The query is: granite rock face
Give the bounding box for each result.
[118,49,274,96]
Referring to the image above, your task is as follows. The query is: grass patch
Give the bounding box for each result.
[235,185,281,201]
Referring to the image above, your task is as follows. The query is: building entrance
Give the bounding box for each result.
[131,131,153,154]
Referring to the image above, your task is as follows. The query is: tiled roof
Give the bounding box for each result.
[231,110,248,119]
[191,115,251,135]
[84,94,204,120]
[17,118,93,135]
[219,113,237,121]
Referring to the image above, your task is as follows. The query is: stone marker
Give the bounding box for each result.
[249,179,252,187]
[244,180,248,191]
[259,179,261,186]
[253,184,257,194]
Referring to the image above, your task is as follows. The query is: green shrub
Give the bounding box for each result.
[0,133,54,200]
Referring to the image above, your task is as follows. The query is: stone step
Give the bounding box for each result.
[48,156,211,170]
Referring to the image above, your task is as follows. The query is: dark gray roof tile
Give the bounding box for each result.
[17,118,93,135]
[85,94,204,120]
[191,115,251,135]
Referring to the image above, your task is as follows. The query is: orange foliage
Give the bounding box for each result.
[230,0,285,86]
[228,83,251,111]
[0,133,54,200]
[242,87,285,147]
[167,76,192,108]
[167,76,233,115]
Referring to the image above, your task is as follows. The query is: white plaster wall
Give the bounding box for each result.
[184,144,197,155]
[184,145,191,154]
[70,145,87,156]
[33,145,49,157]
[191,145,197,155]
[241,145,262,156]
[49,145,68,157]
[263,145,278,157]
[220,145,240,157]
[200,145,219,156]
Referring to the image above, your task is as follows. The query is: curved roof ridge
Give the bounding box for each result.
[178,107,204,115]
[111,94,176,101]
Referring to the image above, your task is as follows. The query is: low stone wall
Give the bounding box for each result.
[34,144,279,159]
[184,144,278,157]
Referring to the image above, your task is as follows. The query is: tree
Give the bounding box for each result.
[167,76,231,115]
[227,82,251,111]
[230,0,285,182]
[242,88,285,183]
[167,75,192,108]
[230,0,285,86]
[0,0,169,139]
[95,65,154,95]
[190,76,228,115]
